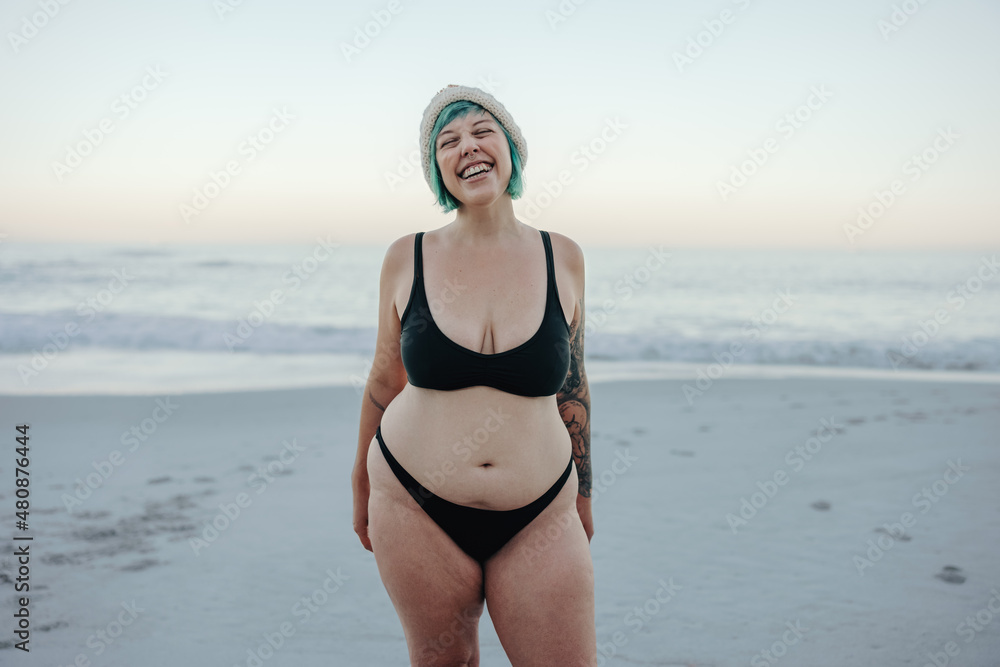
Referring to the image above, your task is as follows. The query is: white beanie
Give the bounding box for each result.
[419,84,528,191]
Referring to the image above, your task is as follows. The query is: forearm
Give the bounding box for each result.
[558,380,591,497]
[353,376,400,473]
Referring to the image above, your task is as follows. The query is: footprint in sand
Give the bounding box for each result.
[875,526,911,541]
[75,526,118,542]
[37,621,70,632]
[120,558,160,572]
[935,565,966,584]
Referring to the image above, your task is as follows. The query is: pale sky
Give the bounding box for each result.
[1,0,998,249]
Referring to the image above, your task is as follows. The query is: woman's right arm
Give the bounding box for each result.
[352,235,411,552]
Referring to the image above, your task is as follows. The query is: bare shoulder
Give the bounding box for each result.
[547,230,584,265]
[380,232,418,278]
[546,230,585,279]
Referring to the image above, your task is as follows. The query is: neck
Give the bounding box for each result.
[451,196,521,240]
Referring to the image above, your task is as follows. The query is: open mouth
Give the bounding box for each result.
[460,162,493,180]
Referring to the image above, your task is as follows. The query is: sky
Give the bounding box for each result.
[1,0,998,249]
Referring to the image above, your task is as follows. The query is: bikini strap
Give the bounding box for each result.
[540,230,569,326]
[414,231,424,279]
[540,230,556,295]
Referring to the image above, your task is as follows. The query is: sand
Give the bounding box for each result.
[1,371,998,666]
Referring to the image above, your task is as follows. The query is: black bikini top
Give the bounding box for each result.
[400,230,572,397]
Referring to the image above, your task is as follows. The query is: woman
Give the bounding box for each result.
[351,84,596,666]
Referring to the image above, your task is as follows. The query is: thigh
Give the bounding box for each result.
[367,436,486,666]
[483,465,597,667]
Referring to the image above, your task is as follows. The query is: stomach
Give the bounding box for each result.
[373,383,572,510]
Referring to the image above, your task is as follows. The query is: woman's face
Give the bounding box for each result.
[434,110,512,208]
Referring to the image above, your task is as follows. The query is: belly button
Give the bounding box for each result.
[479,463,493,469]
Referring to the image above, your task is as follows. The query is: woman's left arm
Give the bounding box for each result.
[556,238,593,540]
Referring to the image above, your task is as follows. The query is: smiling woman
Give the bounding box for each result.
[425,96,526,213]
[352,84,597,666]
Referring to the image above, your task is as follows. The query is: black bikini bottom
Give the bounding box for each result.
[375,425,573,565]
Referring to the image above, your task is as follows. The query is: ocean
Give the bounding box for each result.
[1,241,998,394]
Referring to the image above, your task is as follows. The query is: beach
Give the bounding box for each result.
[2,370,998,666]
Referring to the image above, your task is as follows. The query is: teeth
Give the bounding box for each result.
[461,163,491,179]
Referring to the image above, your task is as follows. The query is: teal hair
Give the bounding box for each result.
[428,100,524,213]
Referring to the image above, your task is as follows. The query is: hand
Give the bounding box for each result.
[576,493,594,542]
[352,466,373,552]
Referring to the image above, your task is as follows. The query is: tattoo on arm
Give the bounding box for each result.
[558,296,591,497]
[368,389,386,413]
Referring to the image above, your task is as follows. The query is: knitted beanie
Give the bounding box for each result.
[419,84,528,191]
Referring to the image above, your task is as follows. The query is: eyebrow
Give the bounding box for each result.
[438,119,493,140]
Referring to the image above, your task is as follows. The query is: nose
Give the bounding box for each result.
[459,134,479,158]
